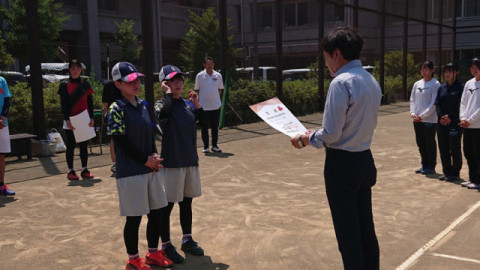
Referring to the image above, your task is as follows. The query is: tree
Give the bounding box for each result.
[0,0,69,63]
[179,7,241,75]
[0,29,15,70]
[113,19,142,64]
[375,50,420,78]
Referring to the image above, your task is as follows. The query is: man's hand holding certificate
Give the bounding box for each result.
[249,97,309,141]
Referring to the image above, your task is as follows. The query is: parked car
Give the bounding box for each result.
[0,71,27,86]
[25,63,88,85]
[236,66,277,81]
[282,68,311,81]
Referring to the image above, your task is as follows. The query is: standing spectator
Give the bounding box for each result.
[58,59,95,180]
[435,63,464,182]
[194,56,224,153]
[102,80,121,173]
[155,65,204,264]
[107,62,173,269]
[0,76,14,196]
[459,57,480,189]
[291,27,381,270]
[410,61,441,175]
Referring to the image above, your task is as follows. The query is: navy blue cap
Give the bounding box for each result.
[158,65,185,82]
[112,62,144,82]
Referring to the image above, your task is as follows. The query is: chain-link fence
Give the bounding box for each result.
[1,0,479,135]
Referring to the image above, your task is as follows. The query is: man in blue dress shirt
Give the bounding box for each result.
[292,27,382,270]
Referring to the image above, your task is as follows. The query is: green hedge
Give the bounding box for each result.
[7,75,416,135]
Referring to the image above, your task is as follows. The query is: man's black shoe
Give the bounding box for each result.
[415,167,424,174]
[181,239,204,256]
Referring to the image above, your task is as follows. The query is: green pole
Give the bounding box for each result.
[219,69,231,129]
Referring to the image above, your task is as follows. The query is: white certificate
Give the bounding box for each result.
[249,97,308,138]
[69,109,96,143]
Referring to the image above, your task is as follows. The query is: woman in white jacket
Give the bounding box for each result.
[410,61,441,175]
[459,57,480,189]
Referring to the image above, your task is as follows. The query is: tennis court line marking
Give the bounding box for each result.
[430,253,480,264]
[396,200,480,270]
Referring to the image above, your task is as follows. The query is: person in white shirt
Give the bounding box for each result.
[194,56,224,153]
[459,57,480,189]
[291,27,381,270]
[410,61,441,175]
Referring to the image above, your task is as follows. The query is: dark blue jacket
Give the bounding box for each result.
[435,79,464,129]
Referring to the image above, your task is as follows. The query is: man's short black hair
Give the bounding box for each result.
[204,56,214,63]
[321,27,364,60]
[471,57,480,69]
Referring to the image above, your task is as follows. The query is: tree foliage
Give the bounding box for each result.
[0,0,69,63]
[179,7,241,75]
[0,29,15,70]
[375,50,420,78]
[113,19,142,64]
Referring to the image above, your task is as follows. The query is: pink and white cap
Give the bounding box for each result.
[111,62,144,82]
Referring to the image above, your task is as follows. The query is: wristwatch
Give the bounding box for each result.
[298,136,305,147]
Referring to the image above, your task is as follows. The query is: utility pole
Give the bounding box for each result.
[26,0,46,139]
[318,0,325,110]
[275,0,282,100]
[141,0,154,115]
[219,0,228,78]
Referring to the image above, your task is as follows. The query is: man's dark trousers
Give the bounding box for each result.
[437,126,462,177]
[199,108,220,149]
[324,148,379,270]
[413,122,437,170]
[463,128,480,184]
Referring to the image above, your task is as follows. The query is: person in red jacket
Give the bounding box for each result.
[58,59,95,180]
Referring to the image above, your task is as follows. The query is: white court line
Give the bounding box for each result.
[430,253,480,264]
[396,200,480,270]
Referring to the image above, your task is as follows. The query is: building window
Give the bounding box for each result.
[98,0,117,11]
[257,4,274,30]
[463,0,480,17]
[234,5,242,33]
[325,1,345,23]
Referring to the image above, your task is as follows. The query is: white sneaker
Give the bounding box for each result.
[466,182,480,189]
[211,146,222,153]
[461,180,472,187]
[202,148,210,153]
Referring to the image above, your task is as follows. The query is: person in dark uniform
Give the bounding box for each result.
[102,80,122,173]
[435,63,464,182]
[58,59,95,180]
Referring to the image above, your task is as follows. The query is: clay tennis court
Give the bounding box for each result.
[2,102,480,269]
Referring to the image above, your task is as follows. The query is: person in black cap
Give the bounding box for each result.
[107,61,173,269]
[155,65,205,264]
[435,63,464,182]
[58,59,95,180]
[410,60,441,175]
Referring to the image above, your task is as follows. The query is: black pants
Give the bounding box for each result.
[324,148,379,270]
[413,122,437,169]
[199,108,220,149]
[64,129,88,170]
[463,128,480,184]
[159,197,193,243]
[124,208,163,255]
[437,127,462,177]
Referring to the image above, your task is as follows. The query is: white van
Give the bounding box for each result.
[282,68,312,81]
[25,63,87,83]
[236,66,277,81]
